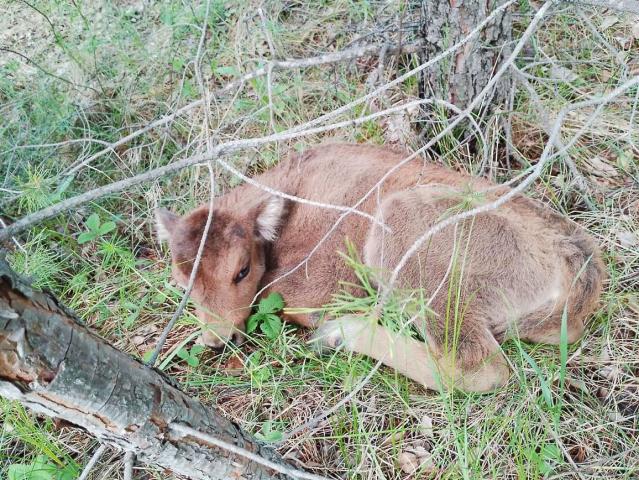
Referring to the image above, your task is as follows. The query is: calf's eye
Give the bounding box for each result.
[234,265,250,284]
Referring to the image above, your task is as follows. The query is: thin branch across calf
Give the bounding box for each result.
[156,143,606,393]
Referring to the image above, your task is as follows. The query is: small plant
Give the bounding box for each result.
[524,442,563,476]
[7,455,77,480]
[77,213,116,244]
[176,345,205,367]
[121,295,150,329]
[255,420,283,443]
[245,351,273,386]
[246,292,284,340]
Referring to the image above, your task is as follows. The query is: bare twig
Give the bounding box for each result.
[60,0,511,179]
[383,74,639,301]
[145,0,220,368]
[170,423,330,480]
[0,47,99,94]
[193,0,215,145]
[145,163,216,367]
[258,6,277,58]
[512,67,596,209]
[214,155,384,228]
[285,0,516,135]
[626,84,639,147]
[2,137,112,154]
[266,62,277,133]
[148,0,227,361]
[0,99,443,241]
[123,451,135,480]
[0,217,27,254]
[62,40,424,177]
[280,357,384,442]
[77,444,107,480]
[576,11,621,63]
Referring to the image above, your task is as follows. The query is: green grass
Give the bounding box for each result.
[1,400,80,480]
[1,1,639,479]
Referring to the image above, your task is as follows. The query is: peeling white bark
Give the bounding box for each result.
[0,257,291,480]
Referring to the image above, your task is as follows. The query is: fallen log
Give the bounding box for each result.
[0,256,314,480]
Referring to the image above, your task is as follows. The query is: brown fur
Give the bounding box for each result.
[156,144,606,392]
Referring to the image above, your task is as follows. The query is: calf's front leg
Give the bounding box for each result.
[312,315,509,393]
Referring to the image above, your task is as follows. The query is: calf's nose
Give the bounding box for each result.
[198,329,246,349]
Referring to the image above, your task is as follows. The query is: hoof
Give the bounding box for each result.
[309,315,366,354]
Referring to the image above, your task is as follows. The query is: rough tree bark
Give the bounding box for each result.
[418,0,512,113]
[0,257,295,480]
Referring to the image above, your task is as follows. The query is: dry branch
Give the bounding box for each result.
[77,445,107,480]
[0,257,327,480]
[285,0,516,135]
[512,67,596,209]
[123,451,135,480]
[383,73,639,298]
[0,0,518,243]
[146,163,216,367]
[61,40,423,177]
[0,100,432,242]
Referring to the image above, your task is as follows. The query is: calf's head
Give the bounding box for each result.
[155,194,286,348]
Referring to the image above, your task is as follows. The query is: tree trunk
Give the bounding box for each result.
[0,257,296,480]
[418,0,512,113]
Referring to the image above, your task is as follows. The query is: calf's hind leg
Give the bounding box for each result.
[312,316,509,393]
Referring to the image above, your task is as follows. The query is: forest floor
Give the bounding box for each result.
[1,1,638,479]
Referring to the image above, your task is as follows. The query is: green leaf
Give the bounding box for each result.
[247,351,263,368]
[260,314,282,340]
[97,221,116,236]
[252,366,272,383]
[520,347,553,410]
[142,350,154,363]
[246,313,264,334]
[122,301,138,311]
[539,443,562,475]
[214,65,238,76]
[152,292,166,303]
[186,355,199,367]
[190,345,205,356]
[176,348,189,361]
[124,313,138,329]
[258,292,284,314]
[77,232,96,244]
[182,79,196,99]
[255,421,283,442]
[85,213,100,231]
[172,58,185,71]
[557,304,569,421]
[8,455,57,480]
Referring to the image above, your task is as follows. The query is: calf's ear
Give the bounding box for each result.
[255,196,287,242]
[155,208,180,242]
